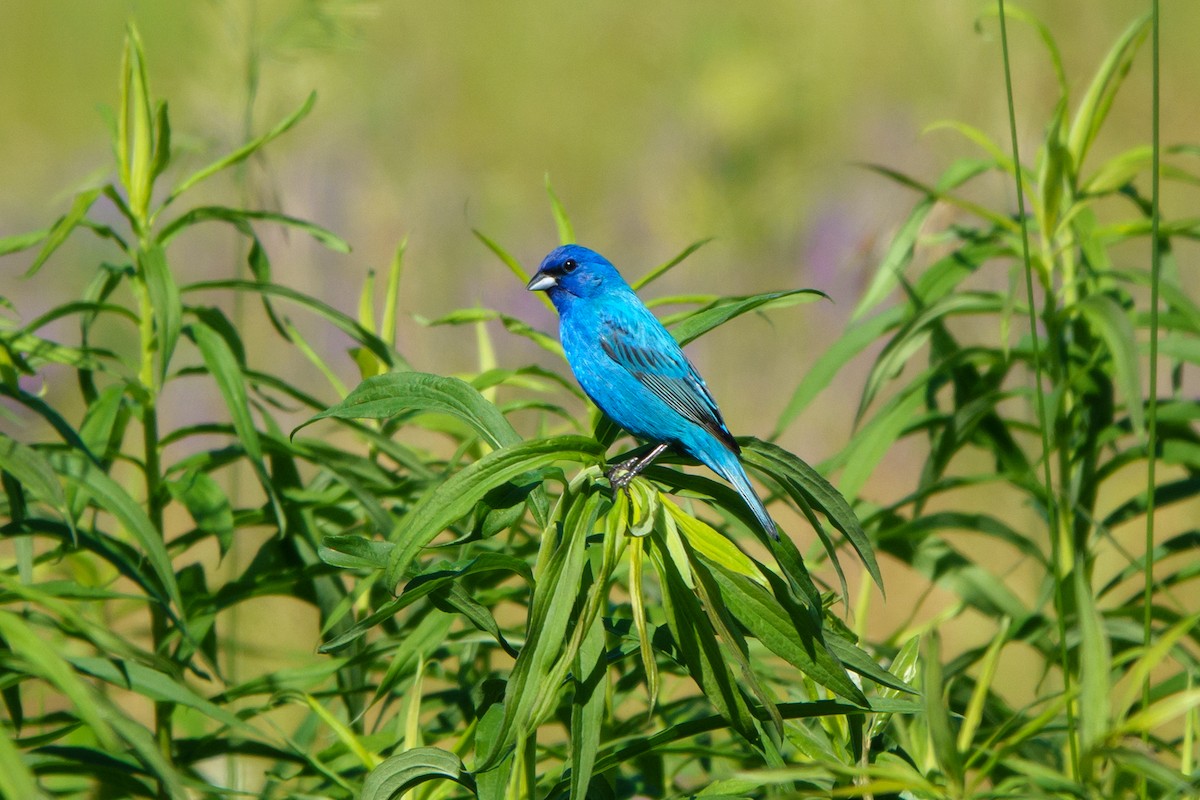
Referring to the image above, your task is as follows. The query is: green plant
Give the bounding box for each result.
[0,23,907,800]
[764,6,1200,798]
[3,6,1197,800]
[0,25,405,800]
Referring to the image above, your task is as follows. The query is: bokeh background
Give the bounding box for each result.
[2,1,1197,658]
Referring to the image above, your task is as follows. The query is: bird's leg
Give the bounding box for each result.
[605,442,669,490]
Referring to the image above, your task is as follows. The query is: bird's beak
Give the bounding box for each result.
[526,273,557,292]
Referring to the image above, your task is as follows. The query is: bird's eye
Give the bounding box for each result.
[562,258,578,273]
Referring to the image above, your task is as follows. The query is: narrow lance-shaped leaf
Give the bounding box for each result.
[1074,566,1111,770]
[545,174,575,244]
[162,91,317,209]
[382,436,606,589]
[707,562,867,706]
[568,590,607,800]
[182,279,394,367]
[138,244,181,386]
[742,439,884,595]
[481,487,604,768]
[0,228,49,258]
[24,188,103,277]
[122,24,155,220]
[0,434,72,537]
[158,206,350,252]
[188,317,285,533]
[297,371,521,449]
[49,452,184,616]
[632,237,714,290]
[669,289,829,346]
[1077,293,1145,436]
[1067,13,1150,171]
[649,526,759,744]
[0,611,119,750]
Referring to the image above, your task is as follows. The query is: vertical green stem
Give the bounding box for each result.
[1141,0,1162,768]
[135,255,174,793]
[224,3,260,790]
[995,0,1080,779]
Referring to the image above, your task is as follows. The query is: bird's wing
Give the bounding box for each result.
[598,313,740,454]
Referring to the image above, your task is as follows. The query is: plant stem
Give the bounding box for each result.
[1141,0,1162,785]
[135,238,174,794]
[995,0,1081,780]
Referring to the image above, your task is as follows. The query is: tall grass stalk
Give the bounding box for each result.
[996,0,1080,777]
[1142,0,1162,745]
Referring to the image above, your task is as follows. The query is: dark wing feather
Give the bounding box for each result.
[600,323,740,453]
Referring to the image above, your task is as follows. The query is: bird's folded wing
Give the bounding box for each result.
[599,319,740,453]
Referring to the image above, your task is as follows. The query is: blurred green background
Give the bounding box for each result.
[2,0,1195,534]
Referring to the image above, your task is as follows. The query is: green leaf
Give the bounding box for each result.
[482,487,603,767]
[668,289,828,346]
[138,244,181,386]
[857,292,1005,420]
[1076,293,1145,436]
[649,528,758,744]
[50,452,184,615]
[1074,567,1111,769]
[298,371,521,449]
[158,206,349,252]
[24,187,103,277]
[545,174,575,244]
[150,101,171,181]
[0,434,69,528]
[164,92,317,207]
[922,632,962,789]
[360,747,475,800]
[708,563,867,705]
[0,720,48,800]
[183,279,395,368]
[120,24,155,219]
[1036,99,1069,237]
[632,238,714,290]
[1067,13,1150,172]
[166,470,235,556]
[188,317,284,533]
[852,197,935,320]
[742,439,883,595]
[68,656,255,735]
[0,611,118,750]
[569,601,607,800]
[382,436,605,590]
[0,228,49,257]
[663,499,763,583]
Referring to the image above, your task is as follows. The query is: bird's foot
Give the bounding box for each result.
[605,459,639,491]
[604,443,669,494]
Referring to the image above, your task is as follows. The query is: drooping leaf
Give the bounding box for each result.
[297,371,521,449]
[360,747,475,800]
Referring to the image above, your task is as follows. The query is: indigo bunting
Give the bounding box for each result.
[527,244,778,539]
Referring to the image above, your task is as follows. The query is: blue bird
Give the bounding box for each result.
[527,244,778,539]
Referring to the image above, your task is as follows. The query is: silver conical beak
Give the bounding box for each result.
[526,273,558,292]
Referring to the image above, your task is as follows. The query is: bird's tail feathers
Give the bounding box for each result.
[709,447,778,540]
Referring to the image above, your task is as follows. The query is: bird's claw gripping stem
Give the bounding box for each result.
[604,442,669,492]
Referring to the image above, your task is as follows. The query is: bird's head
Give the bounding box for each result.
[526,244,627,303]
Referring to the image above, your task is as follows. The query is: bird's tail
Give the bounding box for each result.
[707,446,778,540]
